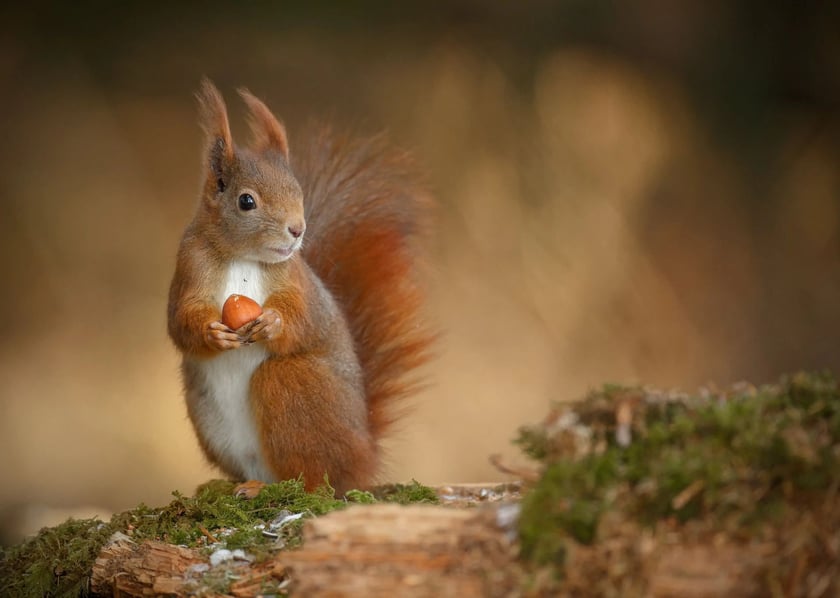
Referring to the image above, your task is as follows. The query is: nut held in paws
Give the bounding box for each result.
[222,294,263,330]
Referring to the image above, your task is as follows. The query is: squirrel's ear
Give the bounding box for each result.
[196,78,234,180]
[238,88,290,161]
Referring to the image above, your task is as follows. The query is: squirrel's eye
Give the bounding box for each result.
[238,193,256,211]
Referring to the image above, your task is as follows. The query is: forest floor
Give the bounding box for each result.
[2,371,839,597]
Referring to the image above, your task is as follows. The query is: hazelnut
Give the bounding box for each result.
[221,294,263,330]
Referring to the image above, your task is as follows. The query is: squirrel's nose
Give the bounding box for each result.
[288,223,305,239]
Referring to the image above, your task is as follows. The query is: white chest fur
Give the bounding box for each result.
[194,260,275,481]
[216,260,270,306]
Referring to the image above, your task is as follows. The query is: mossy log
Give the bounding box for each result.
[516,372,840,596]
[90,503,521,597]
[87,501,804,597]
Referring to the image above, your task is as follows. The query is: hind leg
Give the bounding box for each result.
[249,354,378,494]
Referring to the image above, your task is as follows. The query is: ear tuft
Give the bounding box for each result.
[196,78,234,179]
[238,88,290,160]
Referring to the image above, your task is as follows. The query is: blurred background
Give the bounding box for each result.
[0,1,838,542]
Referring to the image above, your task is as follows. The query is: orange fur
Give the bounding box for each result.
[292,127,435,440]
[168,81,433,494]
[238,88,290,159]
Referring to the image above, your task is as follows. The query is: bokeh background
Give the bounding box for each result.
[1,2,838,542]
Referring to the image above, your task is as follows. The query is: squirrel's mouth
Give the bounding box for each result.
[271,246,294,260]
[268,237,302,262]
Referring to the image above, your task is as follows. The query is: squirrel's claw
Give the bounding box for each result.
[234,480,267,499]
[206,321,244,351]
[234,318,260,339]
[242,309,283,342]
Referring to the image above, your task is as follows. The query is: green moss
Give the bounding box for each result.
[0,518,114,598]
[248,477,346,516]
[372,479,440,504]
[344,489,377,504]
[0,477,439,596]
[103,477,359,557]
[518,371,840,570]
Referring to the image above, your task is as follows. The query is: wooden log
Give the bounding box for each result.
[88,500,802,596]
[280,504,520,597]
[89,504,520,597]
[90,532,206,596]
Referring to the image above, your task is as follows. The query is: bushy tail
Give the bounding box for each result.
[292,126,435,440]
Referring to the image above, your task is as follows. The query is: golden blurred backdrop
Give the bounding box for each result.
[0,2,838,541]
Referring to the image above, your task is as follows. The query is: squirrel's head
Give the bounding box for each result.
[195,79,305,264]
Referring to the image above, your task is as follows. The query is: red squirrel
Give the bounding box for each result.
[167,79,433,495]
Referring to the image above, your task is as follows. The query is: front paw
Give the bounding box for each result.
[206,321,244,351]
[242,309,282,342]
